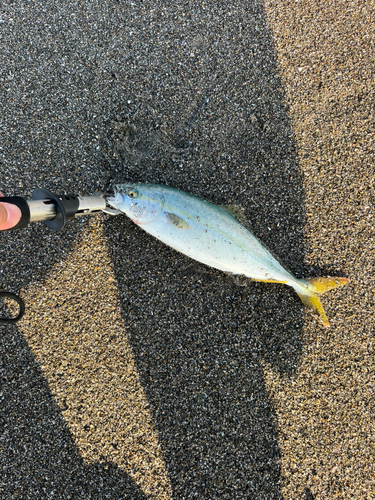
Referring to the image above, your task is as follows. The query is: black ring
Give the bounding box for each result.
[0,292,25,324]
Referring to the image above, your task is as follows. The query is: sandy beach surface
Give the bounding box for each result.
[0,1,374,498]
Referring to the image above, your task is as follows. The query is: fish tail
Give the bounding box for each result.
[293,277,349,327]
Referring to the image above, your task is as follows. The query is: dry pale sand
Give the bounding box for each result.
[0,1,374,498]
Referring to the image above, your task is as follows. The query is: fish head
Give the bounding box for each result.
[107,183,164,224]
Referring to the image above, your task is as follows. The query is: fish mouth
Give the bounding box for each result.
[107,191,125,208]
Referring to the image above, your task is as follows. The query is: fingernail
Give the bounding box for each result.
[2,202,22,229]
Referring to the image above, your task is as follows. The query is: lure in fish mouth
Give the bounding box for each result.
[108,182,349,327]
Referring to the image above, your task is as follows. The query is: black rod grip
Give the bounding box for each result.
[0,196,30,230]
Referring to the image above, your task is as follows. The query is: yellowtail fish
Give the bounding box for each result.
[108,183,348,327]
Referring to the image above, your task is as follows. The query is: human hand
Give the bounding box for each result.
[0,192,22,230]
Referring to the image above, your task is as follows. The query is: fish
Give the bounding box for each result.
[108,183,348,327]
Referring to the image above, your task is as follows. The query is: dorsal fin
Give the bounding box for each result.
[220,204,251,229]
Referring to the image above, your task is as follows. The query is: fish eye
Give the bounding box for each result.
[127,189,137,198]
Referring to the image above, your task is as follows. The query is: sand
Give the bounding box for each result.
[0,1,374,498]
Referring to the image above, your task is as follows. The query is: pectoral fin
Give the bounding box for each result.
[165,212,190,229]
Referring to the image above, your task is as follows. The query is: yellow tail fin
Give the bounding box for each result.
[296,277,349,327]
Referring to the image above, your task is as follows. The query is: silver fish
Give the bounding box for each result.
[108,183,348,326]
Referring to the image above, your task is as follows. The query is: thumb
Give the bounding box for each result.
[0,193,22,230]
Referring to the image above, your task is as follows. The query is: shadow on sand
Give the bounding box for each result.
[104,1,307,498]
[0,1,307,498]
